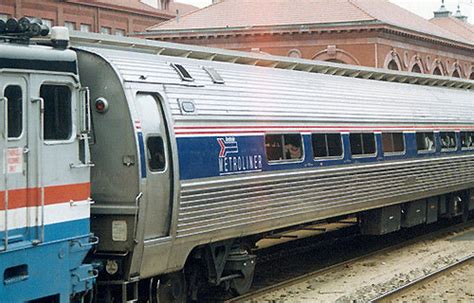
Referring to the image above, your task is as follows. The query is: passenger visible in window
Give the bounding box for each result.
[284,135,302,159]
[461,132,473,149]
[265,133,303,161]
[424,136,434,150]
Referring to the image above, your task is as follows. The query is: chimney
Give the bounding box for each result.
[433,0,451,18]
[453,4,468,22]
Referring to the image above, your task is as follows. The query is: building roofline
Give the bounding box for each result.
[137,20,474,50]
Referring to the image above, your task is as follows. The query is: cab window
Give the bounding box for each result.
[41,85,72,140]
[5,85,22,138]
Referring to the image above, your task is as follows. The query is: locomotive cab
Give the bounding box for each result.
[0,24,95,302]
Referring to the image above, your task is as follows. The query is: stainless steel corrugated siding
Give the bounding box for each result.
[86,47,474,239]
[177,155,474,238]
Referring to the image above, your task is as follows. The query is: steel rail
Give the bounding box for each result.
[224,220,474,303]
[369,254,474,303]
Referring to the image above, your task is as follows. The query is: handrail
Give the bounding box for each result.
[1,96,8,251]
[31,97,44,245]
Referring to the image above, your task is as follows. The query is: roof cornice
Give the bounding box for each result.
[138,21,474,50]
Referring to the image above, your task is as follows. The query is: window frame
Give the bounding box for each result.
[416,131,436,154]
[100,26,112,35]
[460,131,474,151]
[265,133,305,164]
[80,24,91,33]
[439,131,457,152]
[381,132,406,156]
[146,134,167,172]
[3,83,25,141]
[39,81,76,145]
[311,132,344,160]
[349,132,377,158]
[114,29,126,36]
[64,21,75,31]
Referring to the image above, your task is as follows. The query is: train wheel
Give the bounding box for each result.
[151,271,187,303]
[228,246,256,296]
[229,270,254,296]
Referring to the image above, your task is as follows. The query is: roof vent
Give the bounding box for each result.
[171,63,194,82]
[203,66,225,84]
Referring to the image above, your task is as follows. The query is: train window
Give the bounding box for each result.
[440,132,456,151]
[416,132,435,152]
[460,132,474,150]
[312,133,343,158]
[41,85,72,141]
[350,133,376,156]
[382,132,405,154]
[147,136,166,171]
[265,133,303,162]
[5,85,22,138]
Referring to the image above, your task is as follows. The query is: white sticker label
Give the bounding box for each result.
[112,220,127,242]
[7,148,23,174]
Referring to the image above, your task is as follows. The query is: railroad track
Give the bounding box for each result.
[369,254,474,302]
[224,220,474,303]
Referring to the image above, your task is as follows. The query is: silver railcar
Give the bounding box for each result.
[72,33,474,302]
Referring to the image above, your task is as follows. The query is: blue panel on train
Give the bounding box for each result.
[177,135,265,180]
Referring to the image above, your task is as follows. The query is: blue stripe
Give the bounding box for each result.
[0,219,90,251]
[138,131,147,178]
[177,133,474,180]
[0,219,93,301]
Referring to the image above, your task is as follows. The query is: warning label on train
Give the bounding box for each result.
[7,148,23,174]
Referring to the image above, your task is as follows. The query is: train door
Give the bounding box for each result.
[135,93,173,239]
[29,75,79,244]
[0,75,30,247]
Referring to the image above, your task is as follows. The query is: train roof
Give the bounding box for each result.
[0,42,78,75]
[68,31,474,91]
[75,41,473,127]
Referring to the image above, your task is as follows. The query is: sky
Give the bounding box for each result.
[175,0,474,24]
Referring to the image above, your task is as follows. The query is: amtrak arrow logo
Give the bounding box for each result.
[217,137,239,158]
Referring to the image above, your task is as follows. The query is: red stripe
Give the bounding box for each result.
[174,125,474,135]
[0,183,90,211]
[174,125,474,130]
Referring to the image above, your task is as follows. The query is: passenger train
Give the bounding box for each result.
[1,18,474,302]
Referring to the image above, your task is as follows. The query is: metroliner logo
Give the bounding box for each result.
[217,137,263,175]
[217,137,239,157]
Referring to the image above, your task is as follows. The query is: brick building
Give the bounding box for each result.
[0,0,197,36]
[140,0,474,79]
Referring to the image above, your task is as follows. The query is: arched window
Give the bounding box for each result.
[411,64,422,73]
[387,60,399,70]
[433,67,442,76]
[469,72,474,80]
[452,70,461,78]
